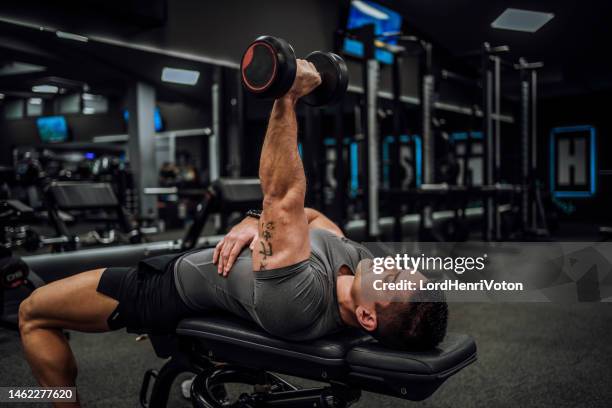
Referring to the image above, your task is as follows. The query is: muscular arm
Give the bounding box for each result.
[253,97,309,270]
[252,60,321,271]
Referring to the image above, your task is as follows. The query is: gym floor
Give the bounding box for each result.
[2,302,611,407]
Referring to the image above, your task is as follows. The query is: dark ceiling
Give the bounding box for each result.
[387,0,612,97]
[0,0,610,104]
[0,0,214,105]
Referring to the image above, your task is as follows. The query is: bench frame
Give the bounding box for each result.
[140,323,477,408]
[141,334,362,408]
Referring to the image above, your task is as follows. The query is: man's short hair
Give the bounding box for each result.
[371,290,448,350]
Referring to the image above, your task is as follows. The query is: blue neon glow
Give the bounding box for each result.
[449,131,483,141]
[350,142,359,196]
[381,134,422,188]
[36,116,68,143]
[549,125,597,198]
[381,136,393,188]
[323,137,353,146]
[84,152,96,160]
[123,107,164,132]
[414,135,422,187]
[344,0,402,65]
[343,39,394,65]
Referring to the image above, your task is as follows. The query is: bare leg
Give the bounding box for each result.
[19,269,119,407]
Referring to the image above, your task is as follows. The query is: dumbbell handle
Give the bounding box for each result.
[40,236,70,245]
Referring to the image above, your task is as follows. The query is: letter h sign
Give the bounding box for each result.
[550,126,596,198]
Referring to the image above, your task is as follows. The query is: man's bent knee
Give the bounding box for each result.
[18,288,44,335]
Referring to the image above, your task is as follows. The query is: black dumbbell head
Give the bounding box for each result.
[241,36,297,99]
[302,51,349,107]
[0,256,29,289]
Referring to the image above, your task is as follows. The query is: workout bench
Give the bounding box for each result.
[140,314,476,407]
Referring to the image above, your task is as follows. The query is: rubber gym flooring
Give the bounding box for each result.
[1,302,611,407]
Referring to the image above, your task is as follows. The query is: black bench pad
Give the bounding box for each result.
[178,316,371,379]
[347,334,477,375]
[178,316,371,360]
[177,315,476,401]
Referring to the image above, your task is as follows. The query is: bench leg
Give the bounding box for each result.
[141,353,198,408]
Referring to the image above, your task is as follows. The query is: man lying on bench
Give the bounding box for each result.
[18,60,448,407]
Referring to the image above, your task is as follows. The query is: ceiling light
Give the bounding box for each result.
[352,0,389,20]
[32,84,59,93]
[28,98,42,105]
[56,31,89,42]
[0,61,46,76]
[491,8,554,33]
[161,67,200,85]
[0,93,4,99]
[82,92,103,101]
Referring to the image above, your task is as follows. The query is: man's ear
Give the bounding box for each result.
[355,305,377,332]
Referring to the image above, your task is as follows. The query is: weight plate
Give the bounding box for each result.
[240,36,296,99]
[302,51,349,107]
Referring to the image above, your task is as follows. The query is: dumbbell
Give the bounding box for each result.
[0,255,30,289]
[240,36,349,106]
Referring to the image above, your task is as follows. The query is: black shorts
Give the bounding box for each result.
[96,254,195,334]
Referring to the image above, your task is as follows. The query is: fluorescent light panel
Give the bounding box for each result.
[491,8,554,33]
[32,84,59,93]
[161,67,200,85]
[56,31,89,42]
[28,97,42,105]
[0,61,46,76]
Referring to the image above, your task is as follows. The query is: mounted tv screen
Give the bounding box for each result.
[343,0,403,64]
[36,116,68,143]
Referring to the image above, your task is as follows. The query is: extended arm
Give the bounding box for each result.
[252,60,321,271]
[253,97,308,270]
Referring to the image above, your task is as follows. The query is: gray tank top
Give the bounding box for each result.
[173,228,372,340]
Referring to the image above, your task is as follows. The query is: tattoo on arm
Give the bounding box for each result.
[258,221,275,270]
